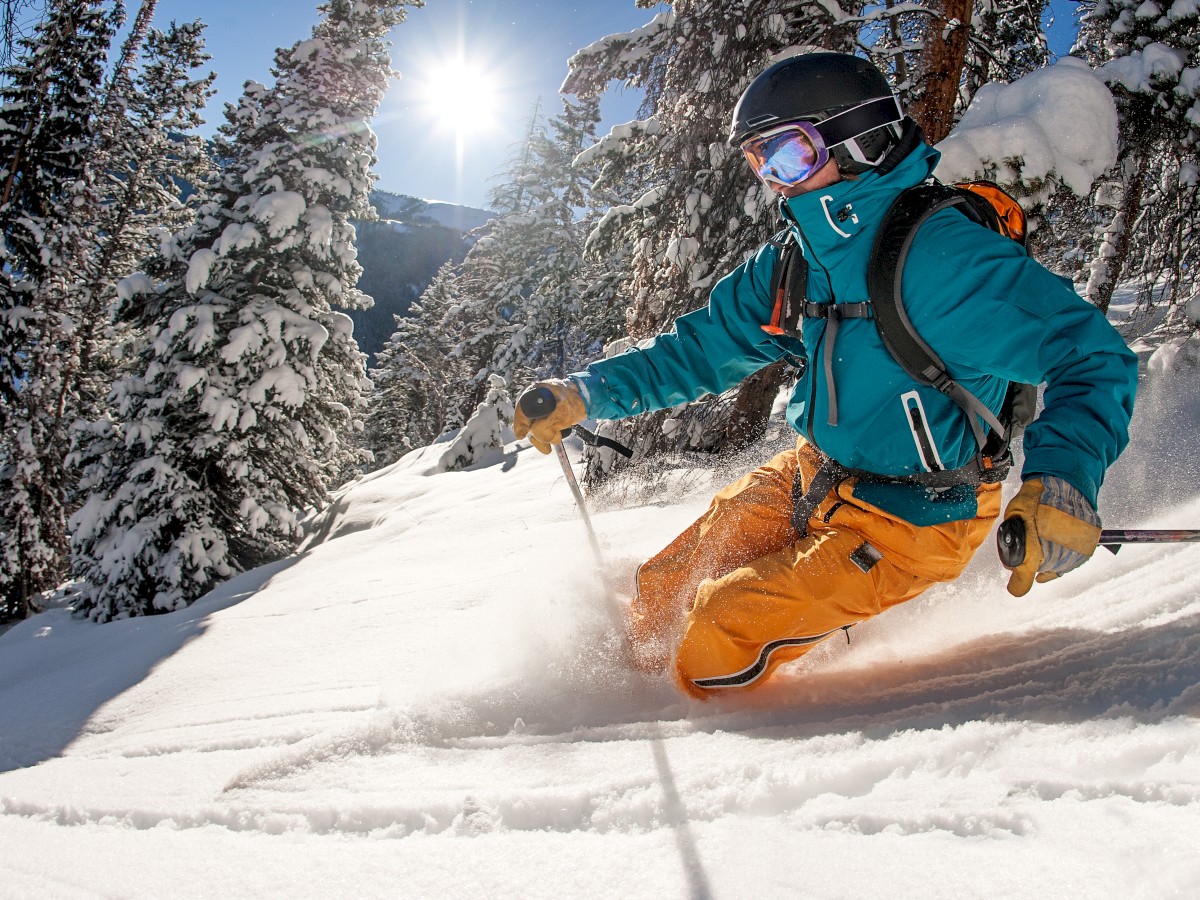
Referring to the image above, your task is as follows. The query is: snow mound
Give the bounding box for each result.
[935,58,1119,201]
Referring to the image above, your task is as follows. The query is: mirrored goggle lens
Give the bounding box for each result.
[741,125,824,186]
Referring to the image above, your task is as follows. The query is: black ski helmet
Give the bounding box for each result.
[730,52,905,175]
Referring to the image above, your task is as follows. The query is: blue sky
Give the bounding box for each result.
[152,0,669,208]
[150,0,1079,210]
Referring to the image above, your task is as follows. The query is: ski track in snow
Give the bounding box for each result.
[2,371,1200,898]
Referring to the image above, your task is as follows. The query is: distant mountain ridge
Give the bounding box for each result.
[370,190,494,233]
[349,191,494,362]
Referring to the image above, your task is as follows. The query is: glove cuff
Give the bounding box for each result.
[1038,476,1100,529]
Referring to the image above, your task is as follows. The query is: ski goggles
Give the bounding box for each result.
[740,121,829,187]
[739,95,905,187]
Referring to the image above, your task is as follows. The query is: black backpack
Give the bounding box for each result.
[766,179,1038,487]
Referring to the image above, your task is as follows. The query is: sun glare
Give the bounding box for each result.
[395,48,513,192]
[421,57,501,140]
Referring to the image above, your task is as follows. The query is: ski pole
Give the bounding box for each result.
[518,387,606,569]
[997,518,1200,568]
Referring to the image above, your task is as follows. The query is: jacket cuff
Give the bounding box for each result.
[567,372,598,418]
[568,369,639,421]
[1022,448,1100,509]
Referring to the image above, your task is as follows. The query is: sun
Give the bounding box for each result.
[420,56,501,141]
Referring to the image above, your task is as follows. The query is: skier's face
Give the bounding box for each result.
[768,159,842,198]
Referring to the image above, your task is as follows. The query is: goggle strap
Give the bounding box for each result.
[814,96,904,148]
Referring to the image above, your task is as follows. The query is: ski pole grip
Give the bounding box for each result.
[997,517,1027,568]
[518,386,557,421]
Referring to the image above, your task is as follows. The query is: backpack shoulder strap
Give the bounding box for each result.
[868,183,1007,444]
[767,229,794,305]
[763,229,807,338]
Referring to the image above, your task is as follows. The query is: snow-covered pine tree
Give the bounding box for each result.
[365,144,533,466]
[1,3,216,622]
[364,268,468,468]
[550,95,628,373]
[962,0,1049,99]
[436,373,513,473]
[70,0,415,620]
[889,0,1048,142]
[439,103,558,412]
[803,0,1048,149]
[1,0,170,431]
[485,97,617,391]
[79,15,216,423]
[0,0,117,620]
[1078,0,1199,320]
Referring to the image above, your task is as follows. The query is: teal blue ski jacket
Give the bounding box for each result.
[571,143,1137,525]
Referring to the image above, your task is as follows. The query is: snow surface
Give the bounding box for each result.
[3,316,1200,898]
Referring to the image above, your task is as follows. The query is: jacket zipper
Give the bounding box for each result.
[901,390,944,472]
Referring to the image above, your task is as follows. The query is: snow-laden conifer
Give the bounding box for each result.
[1078,0,1199,322]
[470,98,614,396]
[0,0,118,619]
[436,374,513,473]
[71,0,416,620]
[365,269,466,468]
[80,16,217,421]
[1,3,216,622]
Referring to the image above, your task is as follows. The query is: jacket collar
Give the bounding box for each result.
[779,143,941,259]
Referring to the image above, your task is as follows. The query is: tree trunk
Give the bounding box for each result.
[908,0,974,144]
[1086,156,1146,316]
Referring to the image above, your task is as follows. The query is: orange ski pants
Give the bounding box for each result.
[628,440,1001,699]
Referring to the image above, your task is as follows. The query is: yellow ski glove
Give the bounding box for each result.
[1001,476,1102,597]
[513,379,588,454]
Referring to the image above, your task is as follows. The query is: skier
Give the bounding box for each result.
[514,52,1138,699]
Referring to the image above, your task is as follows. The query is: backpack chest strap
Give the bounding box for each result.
[803,301,874,321]
[803,301,874,426]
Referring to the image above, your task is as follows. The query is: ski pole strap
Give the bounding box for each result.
[518,386,633,458]
[570,424,634,459]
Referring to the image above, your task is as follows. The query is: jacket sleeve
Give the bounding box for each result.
[571,242,799,421]
[903,212,1137,507]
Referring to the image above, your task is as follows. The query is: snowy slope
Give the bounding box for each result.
[2,368,1199,899]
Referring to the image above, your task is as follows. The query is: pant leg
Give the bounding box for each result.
[627,446,800,672]
[673,524,931,697]
[633,439,1001,698]
[673,467,1001,699]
